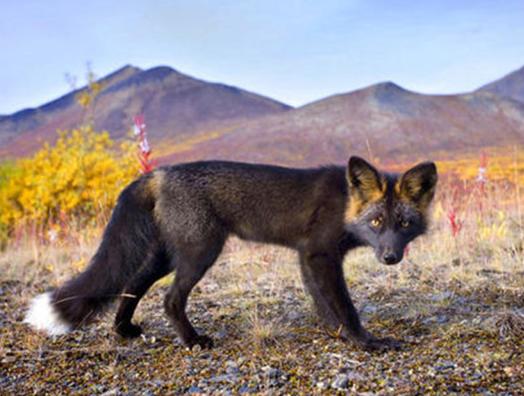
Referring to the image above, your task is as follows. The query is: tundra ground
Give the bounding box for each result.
[1,216,523,395]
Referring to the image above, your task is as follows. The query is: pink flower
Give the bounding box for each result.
[133,114,155,174]
[139,138,151,154]
[447,209,463,237]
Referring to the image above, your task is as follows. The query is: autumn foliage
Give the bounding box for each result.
[0,126,138,241]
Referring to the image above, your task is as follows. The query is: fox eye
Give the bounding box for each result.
[400,219,410,228]
[370,217,383,227]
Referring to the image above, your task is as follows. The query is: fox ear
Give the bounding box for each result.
[347,156,383,199]
[397,162,438,209]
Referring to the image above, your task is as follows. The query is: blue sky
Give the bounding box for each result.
[1,0,524,113]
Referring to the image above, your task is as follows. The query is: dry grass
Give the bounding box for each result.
[1,177,523,394]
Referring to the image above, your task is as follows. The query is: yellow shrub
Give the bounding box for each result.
[0,126,139,236]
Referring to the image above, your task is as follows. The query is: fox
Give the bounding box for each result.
[24,156,437,351]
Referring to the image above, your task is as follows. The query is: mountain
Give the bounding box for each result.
[0,65,291,157]
[477,65,524,103]
[161,81,524,166]
[1,64,524,165]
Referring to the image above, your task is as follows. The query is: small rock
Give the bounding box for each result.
[239,384,258,394]
[262,366,286,387]
[346,371,365,382]
[431,291,454,302]
[187,385,203,394]
[100,389,119,396]
[267,368,282,379]
[225,360,237,368]
[197,380,207,388]
[361,304,378,314]
[287,310,302,320]
[316,381,328,390]
[145,379,164,387]
[332,374,350,390]
[226,366,240,375]
[209,374,238,383]
[436,314,449,324]
[422,314,449,325]
[435,361,456,371]
[225,360,240,374]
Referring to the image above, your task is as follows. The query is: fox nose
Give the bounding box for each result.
[383,252,399,264]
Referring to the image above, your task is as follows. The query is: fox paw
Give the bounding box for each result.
[184,334,214,349]
[116,322,143,338]
[362,336,402,352]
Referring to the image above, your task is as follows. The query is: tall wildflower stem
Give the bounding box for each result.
[133,115,155,174]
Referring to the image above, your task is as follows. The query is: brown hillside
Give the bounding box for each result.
[2,65,524,165]
[161,82,524,166]
[0,65,291,158]
[478,65,524,103]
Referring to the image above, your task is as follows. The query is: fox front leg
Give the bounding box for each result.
[299,250,401,351]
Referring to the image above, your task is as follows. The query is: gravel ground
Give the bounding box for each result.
[1,267,523,394]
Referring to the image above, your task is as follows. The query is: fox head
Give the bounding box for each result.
[345,156,438,265]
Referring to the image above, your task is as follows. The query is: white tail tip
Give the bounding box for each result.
[24,292,71,336]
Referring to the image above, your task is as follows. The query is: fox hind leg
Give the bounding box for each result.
[164,234,226,349]
[114,249,172,338]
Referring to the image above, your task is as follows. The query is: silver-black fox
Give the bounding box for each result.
[25,156,437,351]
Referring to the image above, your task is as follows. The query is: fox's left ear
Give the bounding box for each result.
[397,162,438,210]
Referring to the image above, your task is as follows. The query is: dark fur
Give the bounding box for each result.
[49,157,437,351]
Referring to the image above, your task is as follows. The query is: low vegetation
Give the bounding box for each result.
[0,136,522,393]
[0,126,138,244]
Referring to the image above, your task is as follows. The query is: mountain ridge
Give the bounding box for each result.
[0,64,291,157]
[158,78,524,166]
[477,65,524,103]
[1,64,523,164]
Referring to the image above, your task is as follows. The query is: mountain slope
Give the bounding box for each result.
[0,65,291,157]
[2,64,524,164]
[0,66,141,150]
[478,65,524,103]
[161,81,524,166]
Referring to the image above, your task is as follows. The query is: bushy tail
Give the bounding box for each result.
[24,177,159,336]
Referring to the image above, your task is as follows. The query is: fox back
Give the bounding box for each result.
[147,161,349,248]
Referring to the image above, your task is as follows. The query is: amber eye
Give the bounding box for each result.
[370,217,382,227]
[401,219,410,228]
